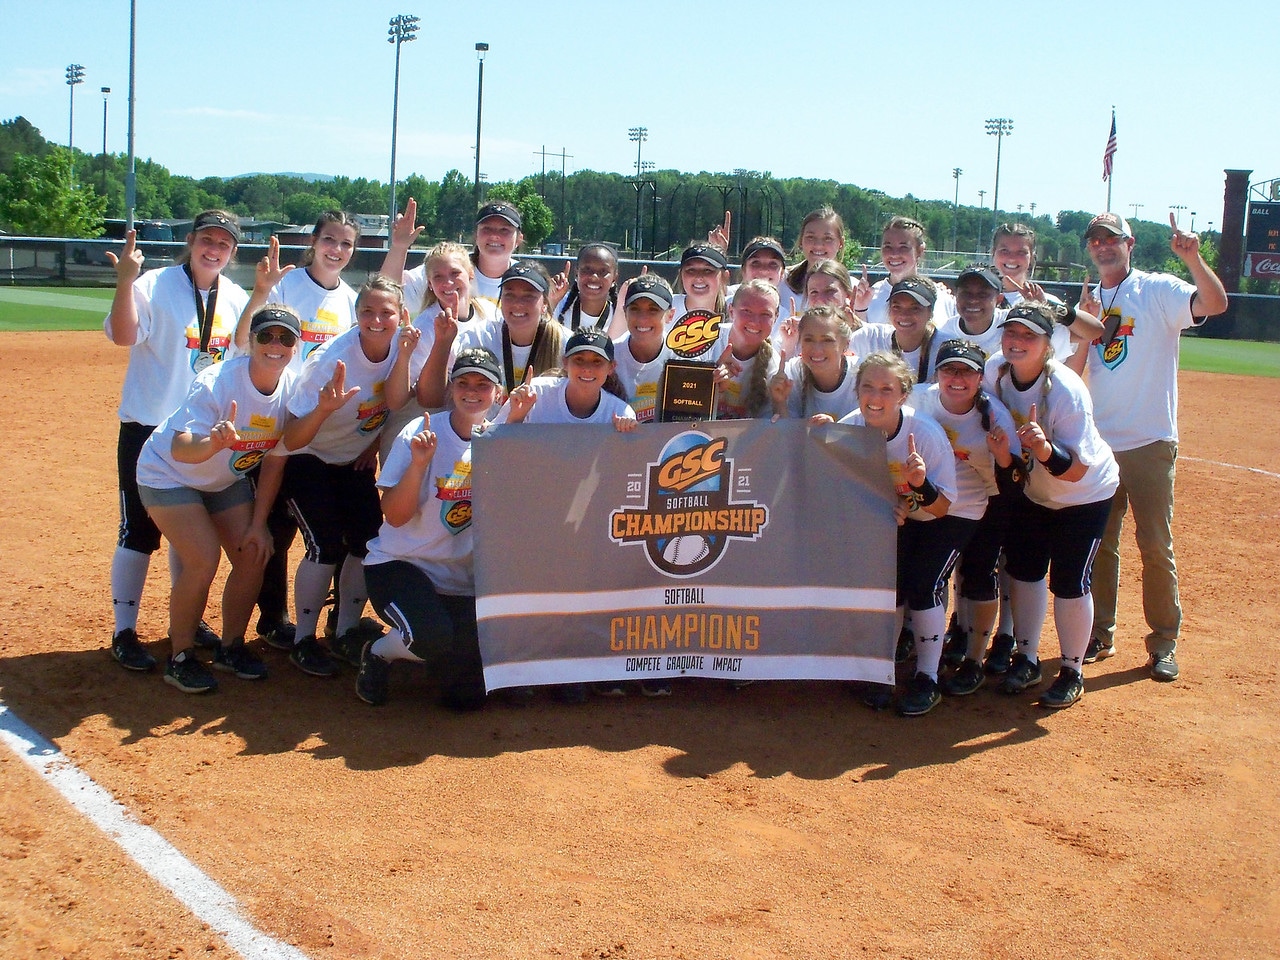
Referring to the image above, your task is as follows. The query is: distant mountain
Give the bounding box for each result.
[233,172,336,182]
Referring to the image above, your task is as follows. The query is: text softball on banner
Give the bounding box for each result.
[471,419,899,691]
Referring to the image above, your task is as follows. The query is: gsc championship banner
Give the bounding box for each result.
[471,419,898,690]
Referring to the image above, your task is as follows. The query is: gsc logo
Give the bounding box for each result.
[610,430,768,578]
[665,310,722,360]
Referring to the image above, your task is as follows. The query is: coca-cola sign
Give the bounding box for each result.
[1244,253,1280,277]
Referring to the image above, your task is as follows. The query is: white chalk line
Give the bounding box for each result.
[0,701,309,960]
[1181,455,1280,480]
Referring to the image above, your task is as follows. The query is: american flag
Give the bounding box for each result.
[1102,111,1117,181]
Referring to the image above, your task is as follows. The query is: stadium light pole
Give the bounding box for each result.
[1130,202,1144,221]
[65,64,84,150]
[100,87,111,196]
[985,117,1013,240]
[628,126,648,257]
[1190,211,1197,232]
[125,0,136,230]
[976,188,986,252]
[951,167,962,252]
[473,42,489,206]
[386,14,420,232]
[1170,204,1187,228]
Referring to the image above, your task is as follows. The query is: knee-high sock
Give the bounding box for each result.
[110,546,151,633]
[1009,577,1049,663]
[912,604,948,680]
[997,563,1015,637]
[294,559,335,640]
[1053,593,1093,673]
[371,628,423,663]
[335,555,369,635]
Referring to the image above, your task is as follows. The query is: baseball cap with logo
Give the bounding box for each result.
[250,305,302,338]
[624,273,674,309]
[1000,303,1054,337]
[451,347,502,385]
[934,339,987,372]
[564,326,615,362]
[499,261,548,294]
[192,210,241,244]
[1085,212,1133,239]
[739,238,786,266]
[956,264,1003,292]
[889,276,937,307]
[681,242,729,271]
[476,201,522,229]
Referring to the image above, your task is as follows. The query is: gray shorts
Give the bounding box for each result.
[138,478,253,514]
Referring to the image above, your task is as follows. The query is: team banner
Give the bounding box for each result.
[471,419,898,691]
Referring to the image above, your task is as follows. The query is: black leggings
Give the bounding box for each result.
[1004,497,1112,598]
[897,515,978,611]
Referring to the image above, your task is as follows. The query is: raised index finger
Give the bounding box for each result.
[332,359,346,391]
[1168,211,1178,230]
[722,210,732,237]
[1028,402,1038,424]
[227,399,238,423]
[907,432,917,456]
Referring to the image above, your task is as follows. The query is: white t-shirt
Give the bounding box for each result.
[984,355,1120,509]
[864,278,956,327]
[287,326,400,465]
[780,354,859,421]
[1083,268,1200,452]
[456,318,570,389]
[108,264,249,426]
[491,376,636,426]
[613,334,678,424]
[912,383,1022,521]
[407,299,496,385]
[268,267,357,373]
[553,291,615,331]
[714,347,780,420]
[942,294,1075,361]
[136,356,292,493]
[364,412,476,595]
[849,323,946,394]
[840,405,957,523]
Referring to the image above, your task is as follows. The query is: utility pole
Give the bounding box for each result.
[951,167,963,252]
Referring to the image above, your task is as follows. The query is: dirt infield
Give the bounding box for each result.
[1,331,1277,960]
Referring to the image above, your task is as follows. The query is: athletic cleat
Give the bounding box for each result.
[355,641,390,705]
[111,628,156,672]
[941,658,985,696]
[1149,651,1180,682]
[984,633,1017,675]
[193,620,222,650]
[212,639,268,680]
[1039,667,1084,709]
[256,616,297,651]
[290,636,338,678]
[331,622,384,668]
[1083,636,1116,664]
[898,672,942,717]
[999,653,1043,694]
[164,650,218,694]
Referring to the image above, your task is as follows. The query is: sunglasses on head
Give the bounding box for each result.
[255,328,297,347]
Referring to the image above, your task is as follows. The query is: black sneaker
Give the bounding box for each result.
[895,627,915,664]
[941,616,966,668]
[984,633,1016,675]
[1149,651,1180,682]
[898,672,942,717]
[355,641,390,705]
[331,623,382,668]
[941,658,985,696]
[1083,635,1116,664]
[212,639,268,680]
[999,653,1043,694]
[111,628,156,672]
[164,650,218,694]
[1039,667,1084,709]
[256,616,297,651]
[193,620,221,650]
[290,636,338,678]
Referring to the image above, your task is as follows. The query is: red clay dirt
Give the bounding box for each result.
[1,331,1277,959]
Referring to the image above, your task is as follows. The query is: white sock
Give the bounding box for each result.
[912,605,947,680]
[1008,577,1049,663]
[371,628,423,663]
[110,547,151,633]
[997,564,1015,637]
[335,555,369,635]
[1053,594,1094,673]
[294,559,335,640]
[966,599,999,661]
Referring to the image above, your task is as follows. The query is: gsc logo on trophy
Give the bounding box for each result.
[609,430,769,578]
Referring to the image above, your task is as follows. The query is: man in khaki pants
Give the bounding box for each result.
[1079,212,1227,681]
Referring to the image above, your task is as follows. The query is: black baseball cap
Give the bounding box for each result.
[681,243,729,271]
[956,265,1002,292]
[1000,303,1054,337]
[451,347,502,384]
[740,238,786,266]
[192,210,241,244]
[249,305,302,338]
[625,274,674,309]
[499,262,548,294]
[889,276,937,307]
[564,326,615,361]
[476,201,522,229]
[935,339,987,372]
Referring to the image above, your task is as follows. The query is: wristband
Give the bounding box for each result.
[1052,303,1075,326]
[909,477,940,507]
[994,460,1026,496]
[1041,442,1074,477]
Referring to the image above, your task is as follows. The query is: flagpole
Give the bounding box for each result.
[1105,106,1115,212]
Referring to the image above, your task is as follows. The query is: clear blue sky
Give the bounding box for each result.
[1,0,1270,239]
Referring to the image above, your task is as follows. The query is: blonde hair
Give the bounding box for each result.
[356,273,406,312]
[882,216,927,255]
[804,259,862,330]
[856,350,915,397]
[420,241,480,315]
[796,305,853,416]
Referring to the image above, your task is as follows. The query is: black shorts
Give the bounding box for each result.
[117,420,161,553]
[898,514,978,611]
[284,455,382,565]
[1004,496,1112,599]
[958,494,1014,603]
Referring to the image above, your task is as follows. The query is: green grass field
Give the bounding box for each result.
[2,285,1278,377]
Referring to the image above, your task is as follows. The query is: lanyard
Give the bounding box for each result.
[183,264,220,353]
[502,318,546,388]
[1098,269,1131,346]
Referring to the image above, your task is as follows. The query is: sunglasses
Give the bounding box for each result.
[255,328,297,348]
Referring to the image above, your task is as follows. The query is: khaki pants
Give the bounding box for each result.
[1090,440,1180,658]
